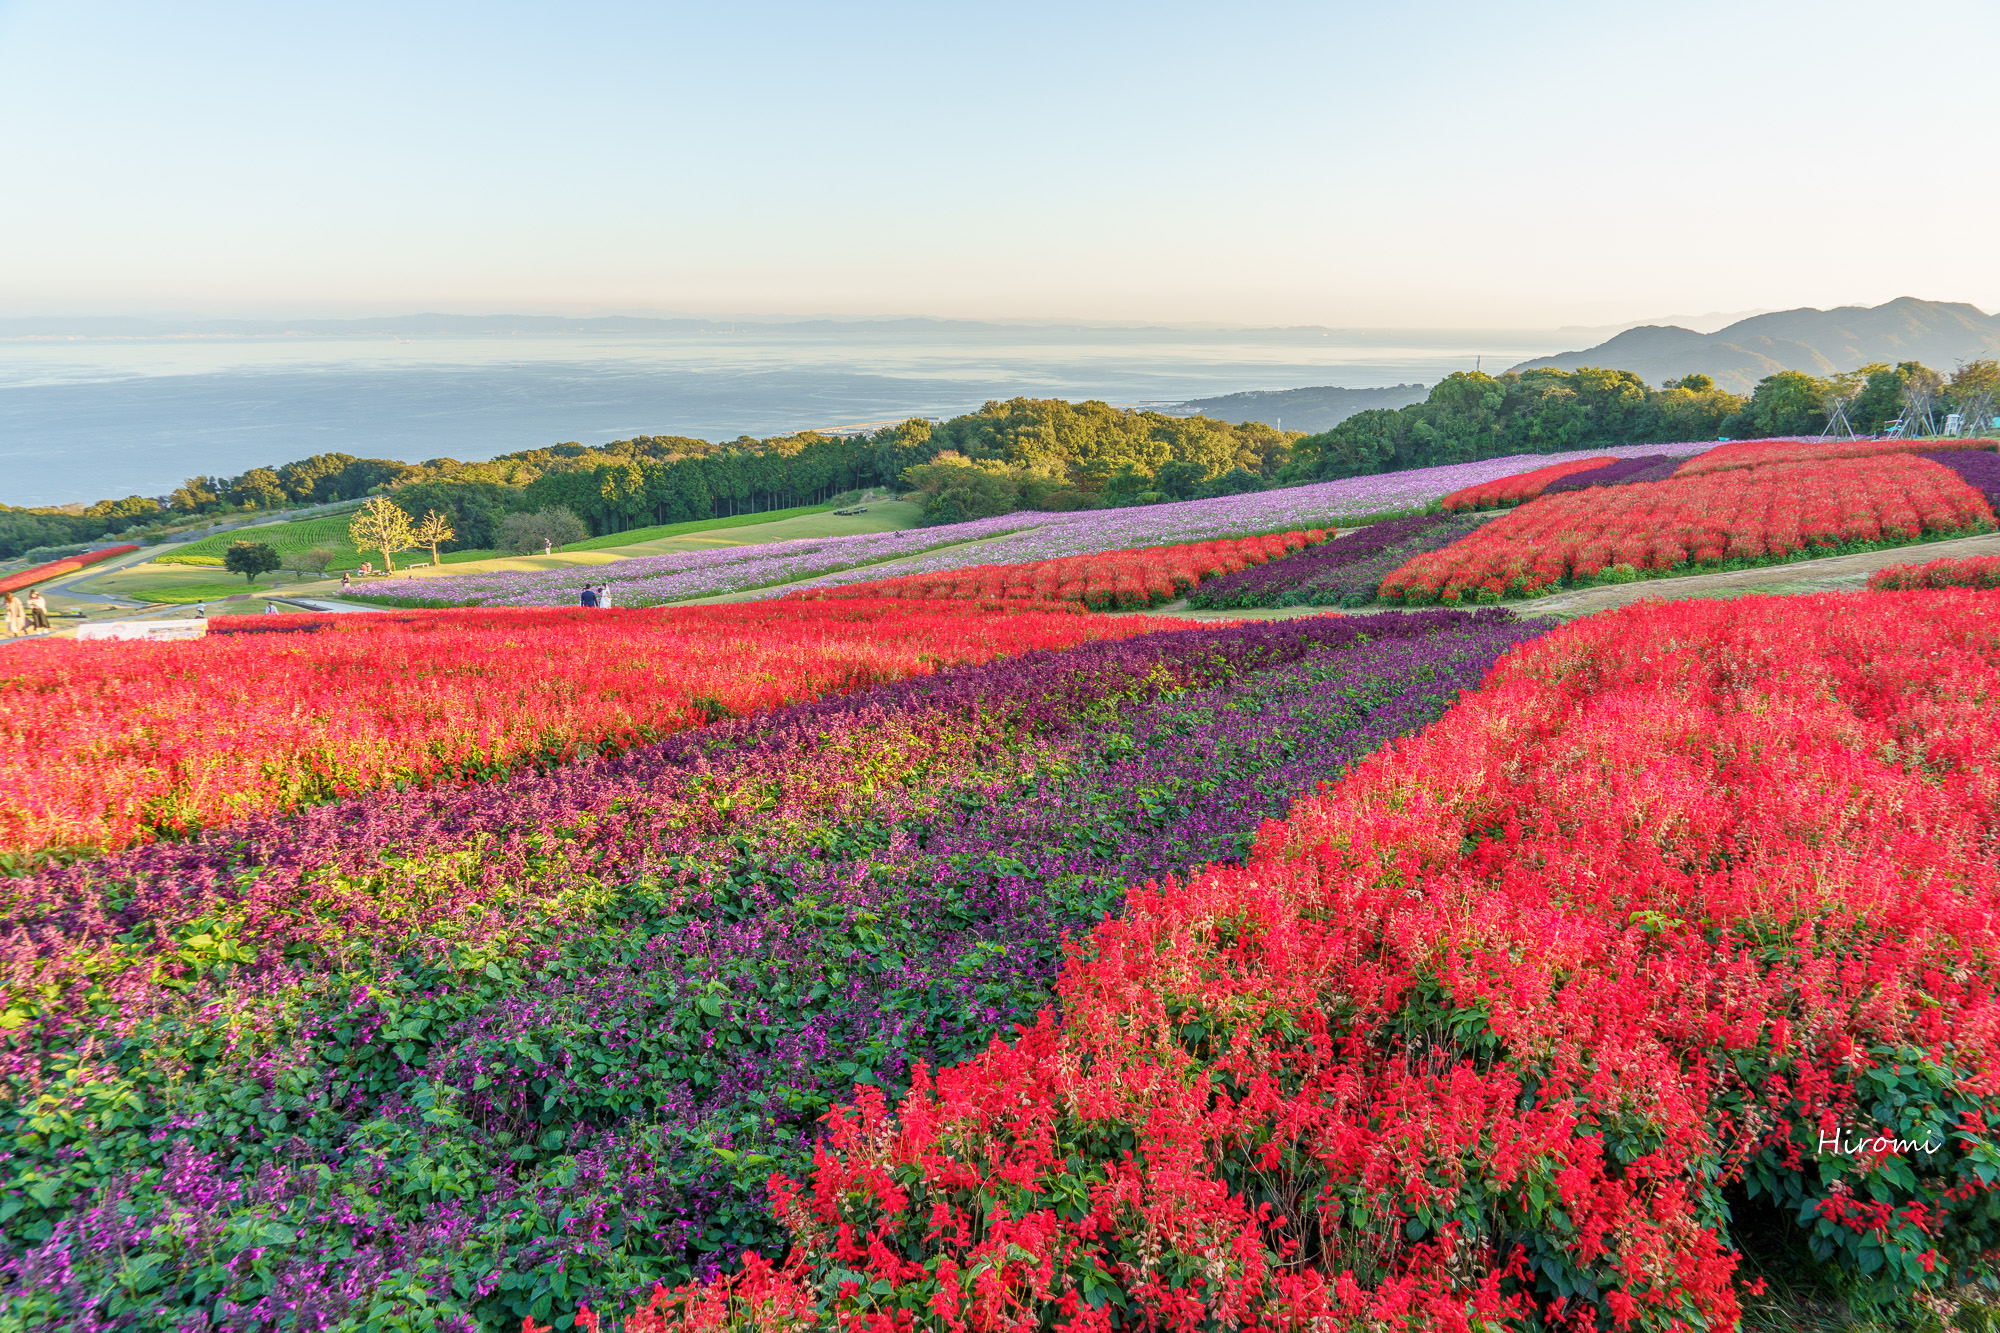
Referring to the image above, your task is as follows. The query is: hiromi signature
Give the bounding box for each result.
[1819,1127,1942,1156]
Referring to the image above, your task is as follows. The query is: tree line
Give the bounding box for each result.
[6,361,1995,560]
[1285,360,1999,482]
[0,402,1299,556]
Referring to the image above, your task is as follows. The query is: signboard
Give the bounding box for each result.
[75,620,209,642]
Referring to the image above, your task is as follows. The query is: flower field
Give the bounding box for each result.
[794,531,1323,608]
[357,515,1058,610]
[7,459,2000,1330]
[1380,453,1996,604]
[1186,513,1482,609]
[1924,448,2000,510]
[0,544,139,597]
[1870,553,2000,590]
[0,601,1181,860]
[0,609,1543,1331]
[1438,455,1616,510]
[1540,452,1682,494]
[1672,435,1998,477]
[641,590,2000,1331]
[359,445,1714,609]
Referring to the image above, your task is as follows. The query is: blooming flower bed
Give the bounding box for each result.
[0,610,1539,1331]
[0,543,139,596]
[1438,455,1616,510]
[1922,447,2000,510]
[1673,435,1999,477]
[1185,513,1483,609]
[1539,451,1683,494]
[1379,453,1996,604]
[794,531,1323,609]
[353,514,1056,609]
[352,446,1717,609]
[774,443,1717,601]
[0,601,1182,859]
[1869,552,2000,590]
[641,590,2000,1331]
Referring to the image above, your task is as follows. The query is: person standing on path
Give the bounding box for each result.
[25,589,50,634]
[543,538,553,556]
[3,592,24,637]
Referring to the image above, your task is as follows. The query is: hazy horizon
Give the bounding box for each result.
[0,305,1814,340]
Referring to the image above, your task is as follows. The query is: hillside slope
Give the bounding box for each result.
[1513,296,2000,391]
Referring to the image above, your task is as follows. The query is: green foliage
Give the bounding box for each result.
[1286,367,1744,481]
[495,507,589,555]
[1738,371,1828,438]
[221,540,281,585]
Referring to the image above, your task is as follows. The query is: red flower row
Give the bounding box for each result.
[1382,454,1994,604]
[0,600,1189,858]
[1673,436,1999,478]
[1438,456,1617,512]
[797,532,1326,610]
[1869,552,2000,591]
[628,590,2000,1331]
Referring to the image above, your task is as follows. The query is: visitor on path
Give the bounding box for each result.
[579,585,598,608]
[26,590,50,634]
[3,592,23,637]
[543,538,553,556]
[339,573,351,594]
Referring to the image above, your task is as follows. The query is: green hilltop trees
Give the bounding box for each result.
[9,362,1998,560]
[221,540,281,585]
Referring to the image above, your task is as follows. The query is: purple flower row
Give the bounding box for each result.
[1187,513,1484,609]
[1539,452,1684,494]
[1922,449,2000,510]
[2,611,1545,1331]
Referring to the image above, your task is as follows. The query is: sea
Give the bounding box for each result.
[0,322,1563,507]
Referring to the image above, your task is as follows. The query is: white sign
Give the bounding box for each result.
[75,620,209,641]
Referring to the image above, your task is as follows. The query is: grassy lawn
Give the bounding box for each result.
[162,514,500,572]
[65,500,930,604]
[285,502,931,593]
[564,503,840,550]
[597,500,924,554]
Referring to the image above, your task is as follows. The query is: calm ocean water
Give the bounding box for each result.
[0,324,1560,506]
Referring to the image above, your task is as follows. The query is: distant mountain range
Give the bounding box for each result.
[1177,383,1430,433]
[1512,297,2000,393]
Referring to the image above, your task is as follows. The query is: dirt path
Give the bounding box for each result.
[1511,529,2000,618]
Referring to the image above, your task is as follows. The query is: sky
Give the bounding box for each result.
[2,0,1998,329]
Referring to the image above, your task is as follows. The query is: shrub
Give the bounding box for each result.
[498,506,590,554]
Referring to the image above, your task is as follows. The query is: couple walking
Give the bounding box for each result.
[578,584,614,608]
[4,590,50,636]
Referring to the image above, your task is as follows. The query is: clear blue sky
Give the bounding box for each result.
[3,0,1997,327]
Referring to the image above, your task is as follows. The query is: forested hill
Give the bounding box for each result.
[1175,383,1429,432]
[1514,297,2000,393]
[11,351,1997,559]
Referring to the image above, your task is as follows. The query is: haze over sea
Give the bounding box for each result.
[0,321,1561,508]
